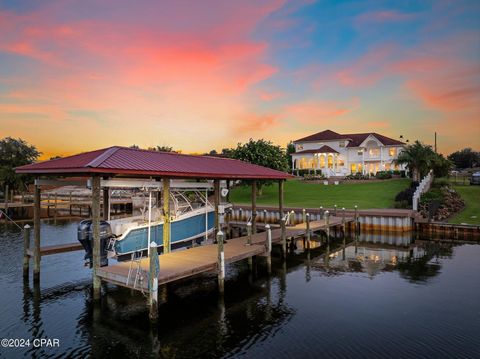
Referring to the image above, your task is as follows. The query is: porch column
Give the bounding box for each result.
[91,175,101,299]
[324,154,328,172]
[163,178,171,253]
[33,183,41,283]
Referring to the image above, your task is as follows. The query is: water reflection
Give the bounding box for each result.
[2,220,479,358]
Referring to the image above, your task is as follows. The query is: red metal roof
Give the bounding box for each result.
[293,145,339,155]
[294,129,404,147]
[16,146,293,180]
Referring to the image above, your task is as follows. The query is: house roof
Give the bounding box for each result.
[293,145,339,155]
[293,129,404,147]
[15,146,293,180]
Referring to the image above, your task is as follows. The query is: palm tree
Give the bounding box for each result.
[395,141,435,182]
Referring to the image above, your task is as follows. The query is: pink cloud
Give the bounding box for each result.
[234,114,280,134]
[282,98,359,124]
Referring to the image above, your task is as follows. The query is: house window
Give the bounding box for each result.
[351,163,356,173]
[338,159,344,166]
[358,163,363,173]
[339,141,345,148]
[385,163,391,171]
[357,149,363,156]
[297,145,304,151]
[389,148,396,157]
[368,148,380,157]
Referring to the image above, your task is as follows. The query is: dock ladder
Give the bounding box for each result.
[126,250,146,289]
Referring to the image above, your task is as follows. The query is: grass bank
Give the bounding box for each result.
[448,185,480,225]
[229,178,410,209]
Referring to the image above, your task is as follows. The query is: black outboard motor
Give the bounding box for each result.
[77,220,113,268]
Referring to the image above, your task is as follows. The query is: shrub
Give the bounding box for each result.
[303,174,326,181]
[345,172,369,180]
[295,169,323,177]
[395,186,416,205]
[394,200,409,209]
[432,178,450,188]
[375,171,392,179]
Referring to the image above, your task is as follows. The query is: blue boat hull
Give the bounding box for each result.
[114,211,215,255]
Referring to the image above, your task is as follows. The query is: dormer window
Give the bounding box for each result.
[339,141,345,148]
[389,148,396,157]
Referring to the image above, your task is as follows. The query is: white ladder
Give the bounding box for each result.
[126,250,145,289]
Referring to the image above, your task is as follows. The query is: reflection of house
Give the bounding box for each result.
[291,130,405,177]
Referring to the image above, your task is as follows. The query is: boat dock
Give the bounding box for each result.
[96,216,354,291]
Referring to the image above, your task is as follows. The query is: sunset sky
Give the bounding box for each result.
[1,0,479,159]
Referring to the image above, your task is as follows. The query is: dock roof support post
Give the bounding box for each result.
[91,175,101,300]
[214,180,220,243]
[251,181,257,234]
[149,241,159,322]
[278,180,284,221]
[163,178,171,253]
[217,230,225,294]
[33,183,41,283]
[103,186,109,221]
[306,213,311,249]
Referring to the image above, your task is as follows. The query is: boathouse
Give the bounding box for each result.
[16,146,293,320]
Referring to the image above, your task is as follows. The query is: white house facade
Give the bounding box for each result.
[291,130,405,177]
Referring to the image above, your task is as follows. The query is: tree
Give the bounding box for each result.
[286,141,296,171]
[153,145,174,152]
[431,154,453,178]
[230,139,289,195]
[447,148,479,169]
[395,141,435,182]
[0,137,41,193]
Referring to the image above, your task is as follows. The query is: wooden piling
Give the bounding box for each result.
[91,175,101,299]
[163,178,171,253]
[263,209,267,225]
[33,184,41,282]
[217,230,225,294]
[342,207,346,237]
[214,180,220,242]
[23,224,31,279]
[302,208,306,223]
[103,187,110,220]
[278,180,284,219]
[251,181,257,234]
[246,222,253,269]
[280,217,287,257]
[149,241,159,322]
[266,224,272,274]
[306,213,311,249]
[325,210,330,241]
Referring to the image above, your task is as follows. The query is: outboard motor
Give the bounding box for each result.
[77,220,113,268]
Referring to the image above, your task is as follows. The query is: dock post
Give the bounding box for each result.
[325,210,330,241]
[23,224,31,279]
[251,181,257,234]
[149,241,159,322]
[290,210,295,226]
[217,230,225,294]
[354,205,359,234]
[319,206,323,220]
[306,213,311,249]
[278,180,284,220]
[163,178,171,252]
[91,175,102,300]
[239,208,243,222]
[342,207,346,237]
[281,217,287,258]
[266,224,272,274]
[334,205,337,216]
[302,208,306,223]
[246,222,253,270]
[103,186,110,220]
[264,209,267,225]
[33,184,41,282]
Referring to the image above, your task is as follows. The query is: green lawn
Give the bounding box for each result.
[230,178,410,209]
[448,185,480,225]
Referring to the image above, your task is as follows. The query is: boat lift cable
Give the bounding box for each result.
[0,209,24,230]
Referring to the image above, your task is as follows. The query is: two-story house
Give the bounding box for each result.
[291,130,405,177]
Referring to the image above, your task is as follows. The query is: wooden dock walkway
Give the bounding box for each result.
[97,216,353,291]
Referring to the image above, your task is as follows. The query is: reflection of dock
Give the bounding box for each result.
[97,217,354,290]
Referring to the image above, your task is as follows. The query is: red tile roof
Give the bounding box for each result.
[294,129,404,147]
[293,145,339,155]
[16,146,293,180]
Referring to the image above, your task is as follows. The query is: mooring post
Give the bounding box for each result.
[149,241,159,321]
[354,205,359,234]
[266,224,272,274]
[302,208,306,223]
[33,184,41,282]
[290,210,295,226]
[334,204,337,216]
[239,208,243,222]
[264,209,267,225]
[217,230,225,294]
[246,221,253,269]
[91,175,101,300]
[306,213,311,249]
[281,217,287,257]
[342,207,346,237]
[23,224,31,279]
[319,206,323,220]
[325,210,330,241]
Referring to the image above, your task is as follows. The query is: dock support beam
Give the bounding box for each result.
[217,231,225,294]
[251,181,257,234]
[33,184,41,282]
[163,179,171,253]
[92,175,101,300]
[149,241,159,322]
[23,224,31,279]
[214,180,220,242]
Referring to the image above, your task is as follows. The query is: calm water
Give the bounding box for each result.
[1,219,479,358]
